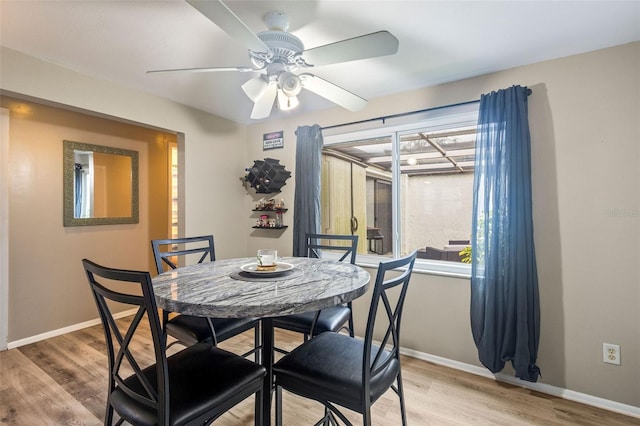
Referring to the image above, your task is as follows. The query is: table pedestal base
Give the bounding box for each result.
[260,317,274,426]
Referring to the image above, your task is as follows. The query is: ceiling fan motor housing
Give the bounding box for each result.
[257,31,304,64]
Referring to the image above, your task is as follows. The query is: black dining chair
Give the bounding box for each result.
[273,250,418,426]
[82,258,266,426]
[151,236,261,362]
[272,233,358,355]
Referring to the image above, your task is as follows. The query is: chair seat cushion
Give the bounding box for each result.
[110,343,266,426]
[165,314,258,346]
[272,305,351,336]
[273,332,399,413]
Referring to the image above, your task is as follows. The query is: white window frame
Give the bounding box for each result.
[323,103,479,278]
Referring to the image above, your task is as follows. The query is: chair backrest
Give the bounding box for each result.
[305,233,358,264]
[82,259,170,424]
[151,235,215,274]
[362,251,417,392]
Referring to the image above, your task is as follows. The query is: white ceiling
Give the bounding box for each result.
[1,0,639,125]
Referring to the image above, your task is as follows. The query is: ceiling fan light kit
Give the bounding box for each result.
[241,76,269,102]
[278,72,302,97]
[149,0,399,119]
[251,84,278,119]
[277,90,299,111]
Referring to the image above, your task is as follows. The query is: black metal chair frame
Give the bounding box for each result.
[151,235,261,362]
[273,233,358,356]
[273,250,418,426]
[305,233,358,336]
[82,258,265,426]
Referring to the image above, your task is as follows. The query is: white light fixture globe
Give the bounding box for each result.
[278,71,302,97]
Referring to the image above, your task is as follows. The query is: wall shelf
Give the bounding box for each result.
[252,204,287,230]
[252,226,288,230]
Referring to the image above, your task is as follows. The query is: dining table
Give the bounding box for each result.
[152,256,371,426]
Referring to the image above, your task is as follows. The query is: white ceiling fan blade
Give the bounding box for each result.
[251,83,277,119]
[147,66,254,74]
[299,74,367,112]
[186,0,271,53]
[302,31,399,67]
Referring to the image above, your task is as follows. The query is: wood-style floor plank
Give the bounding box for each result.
[1,323,638,425]
[17,334,109,420]
[0,348,100,425]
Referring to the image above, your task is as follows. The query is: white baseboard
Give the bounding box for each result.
[400,347,640,419]
[6,308,137,350]
[6,315,639,419]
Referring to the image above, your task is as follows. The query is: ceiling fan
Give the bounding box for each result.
[147,0,399,119]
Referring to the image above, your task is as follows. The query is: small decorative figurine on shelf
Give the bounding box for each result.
[265,198,276,210]
[252,198,286,229]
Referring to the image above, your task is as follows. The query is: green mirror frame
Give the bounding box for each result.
[63,140,139,226]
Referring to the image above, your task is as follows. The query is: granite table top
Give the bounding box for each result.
[152,256,371,318]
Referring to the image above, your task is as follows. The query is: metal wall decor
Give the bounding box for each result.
[245,158,291,194]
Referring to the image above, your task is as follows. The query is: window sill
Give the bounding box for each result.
[320,252,471,280]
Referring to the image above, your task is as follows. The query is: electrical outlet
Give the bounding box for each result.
[603,343,621,365]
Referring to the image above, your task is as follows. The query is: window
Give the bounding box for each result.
[322,103,478,270]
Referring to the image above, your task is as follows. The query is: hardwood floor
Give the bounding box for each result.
[1,320,638,426]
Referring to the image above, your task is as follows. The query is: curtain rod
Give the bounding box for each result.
[321,99,480,131]
[321,88,532,132]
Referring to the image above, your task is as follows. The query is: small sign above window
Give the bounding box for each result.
[263,131,284,150]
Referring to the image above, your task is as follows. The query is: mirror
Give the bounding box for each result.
[63,140,139,226]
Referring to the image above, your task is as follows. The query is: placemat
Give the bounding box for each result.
[229,268,302,282]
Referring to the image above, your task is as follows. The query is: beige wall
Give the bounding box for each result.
[246,42,640,407]
[148,134,172,272]
[0,96,172,339]
[1,46,249,343]
[1,41,638,410]
[0,47,249,259]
